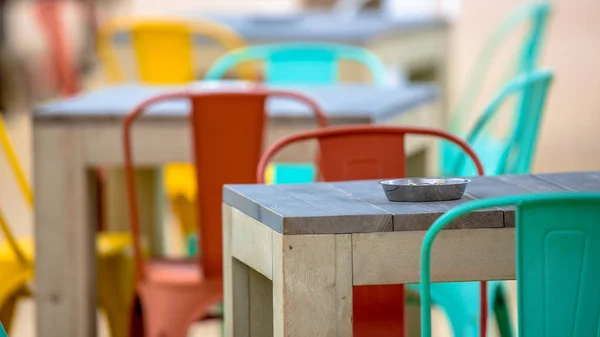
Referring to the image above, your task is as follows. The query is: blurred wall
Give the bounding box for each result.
[450,0,600,173]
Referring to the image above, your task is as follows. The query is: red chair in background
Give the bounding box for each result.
[123,89,326,337]
[257,125,486,337]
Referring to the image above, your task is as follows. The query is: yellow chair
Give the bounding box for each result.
[97,17,258,253]
[0,114,133,337]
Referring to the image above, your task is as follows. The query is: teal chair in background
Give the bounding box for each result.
[404,69,553,337]
[206,42,389,184]
[205,41,389,85]
[420,192,600,337]
[0,322,7,337]
[442,1,552,176]
[452,69,554,176]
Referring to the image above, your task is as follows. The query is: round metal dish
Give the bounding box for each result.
[379,178,470,202]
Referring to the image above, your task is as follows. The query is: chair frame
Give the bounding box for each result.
[205,41,389,85]
[256,124,489,336]
[98,17,257,83]
[123,88,328,280]
[420,192,600,337]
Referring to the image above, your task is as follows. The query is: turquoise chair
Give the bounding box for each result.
[206,42,389,184]
[404,69,553,337]
[205,41,389,86]
[420,192,600,337]
[442,1,552,176]
[0,323,6,337]
[452,69,554,176]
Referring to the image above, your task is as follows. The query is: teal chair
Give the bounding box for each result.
[420,192,600,337]
[452,69,554,176]
[404,69,553,337]
[442,1,552,176]
[0,322,6,337]
[205,41,389,86]
[206,42,389,184]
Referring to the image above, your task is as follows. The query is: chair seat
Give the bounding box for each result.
[0,232,132,261]
[145,260,204,285]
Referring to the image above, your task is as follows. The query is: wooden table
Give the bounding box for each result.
[223,171,600,337]
[33,82,438,337]
[113,12,450,117]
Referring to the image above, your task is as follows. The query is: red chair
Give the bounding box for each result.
[123,89,326,337]
[257,125,486,337]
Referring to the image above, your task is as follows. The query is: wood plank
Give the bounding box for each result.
[332,180,504,231]
[352,228,516,285]
[105,168,162,254]
[249,270,274,337]
[231,208,274,280]
[272,231,284,337]
[34,125,96,337]
[225,183,393,234]
[334,235,353,336]
[272,233,353,337]
[225,204,275,337]
[223,204,250,337]
[535,171,600,191]
[494,174,570,226]
[276,183,393,234]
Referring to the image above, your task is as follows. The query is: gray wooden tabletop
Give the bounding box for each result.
[111,12,447,44]
[35,82,437,123]
[195,12,447,43]
[224,171,600,235]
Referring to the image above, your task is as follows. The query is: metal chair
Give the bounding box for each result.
[123,89,326,337]
[420,192,600,337]
[257,124,486,337]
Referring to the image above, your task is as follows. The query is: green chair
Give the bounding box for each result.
[404,69,553,337]
[205,41,389,85]
[452,69,554,176]
[442,1,552,176]
[420,192,600,337]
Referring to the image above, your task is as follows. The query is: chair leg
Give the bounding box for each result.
[137,284,221,337]
[97,256,134,337]
[0,293,19,333]
[494,288,513,337]
[169,195,197,256]
[101,297,130,337]
[353,284,405,337]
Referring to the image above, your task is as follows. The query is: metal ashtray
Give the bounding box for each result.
[379,178,470,202]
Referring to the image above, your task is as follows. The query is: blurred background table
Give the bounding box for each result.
[33,81,439,337]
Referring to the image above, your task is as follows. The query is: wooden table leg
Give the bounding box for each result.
[34,125,97,337]
[223,205,274,337]
[105,167,162,255]
[272,233,353,337]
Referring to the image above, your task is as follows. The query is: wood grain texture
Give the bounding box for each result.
[332,180,504,231]
[33,125,96,337]
[277,183,393,234]
[272,233,353,337]
[249,270,274,337]
[223,204,249,337]
[225,204,275,337]
[352,228,516,285]
[535,171,600,191]
[231,208,274,280]
[225,173,600,235]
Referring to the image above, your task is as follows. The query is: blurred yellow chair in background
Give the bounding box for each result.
[0,114,134,337]
[97,18,258,254]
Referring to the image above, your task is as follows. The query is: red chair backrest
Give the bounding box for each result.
[257,125,485,183]
[257,124,486,337]
[123,89,327,281]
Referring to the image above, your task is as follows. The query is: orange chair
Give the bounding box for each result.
[256,125,486,337]
[123,89,326,337]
